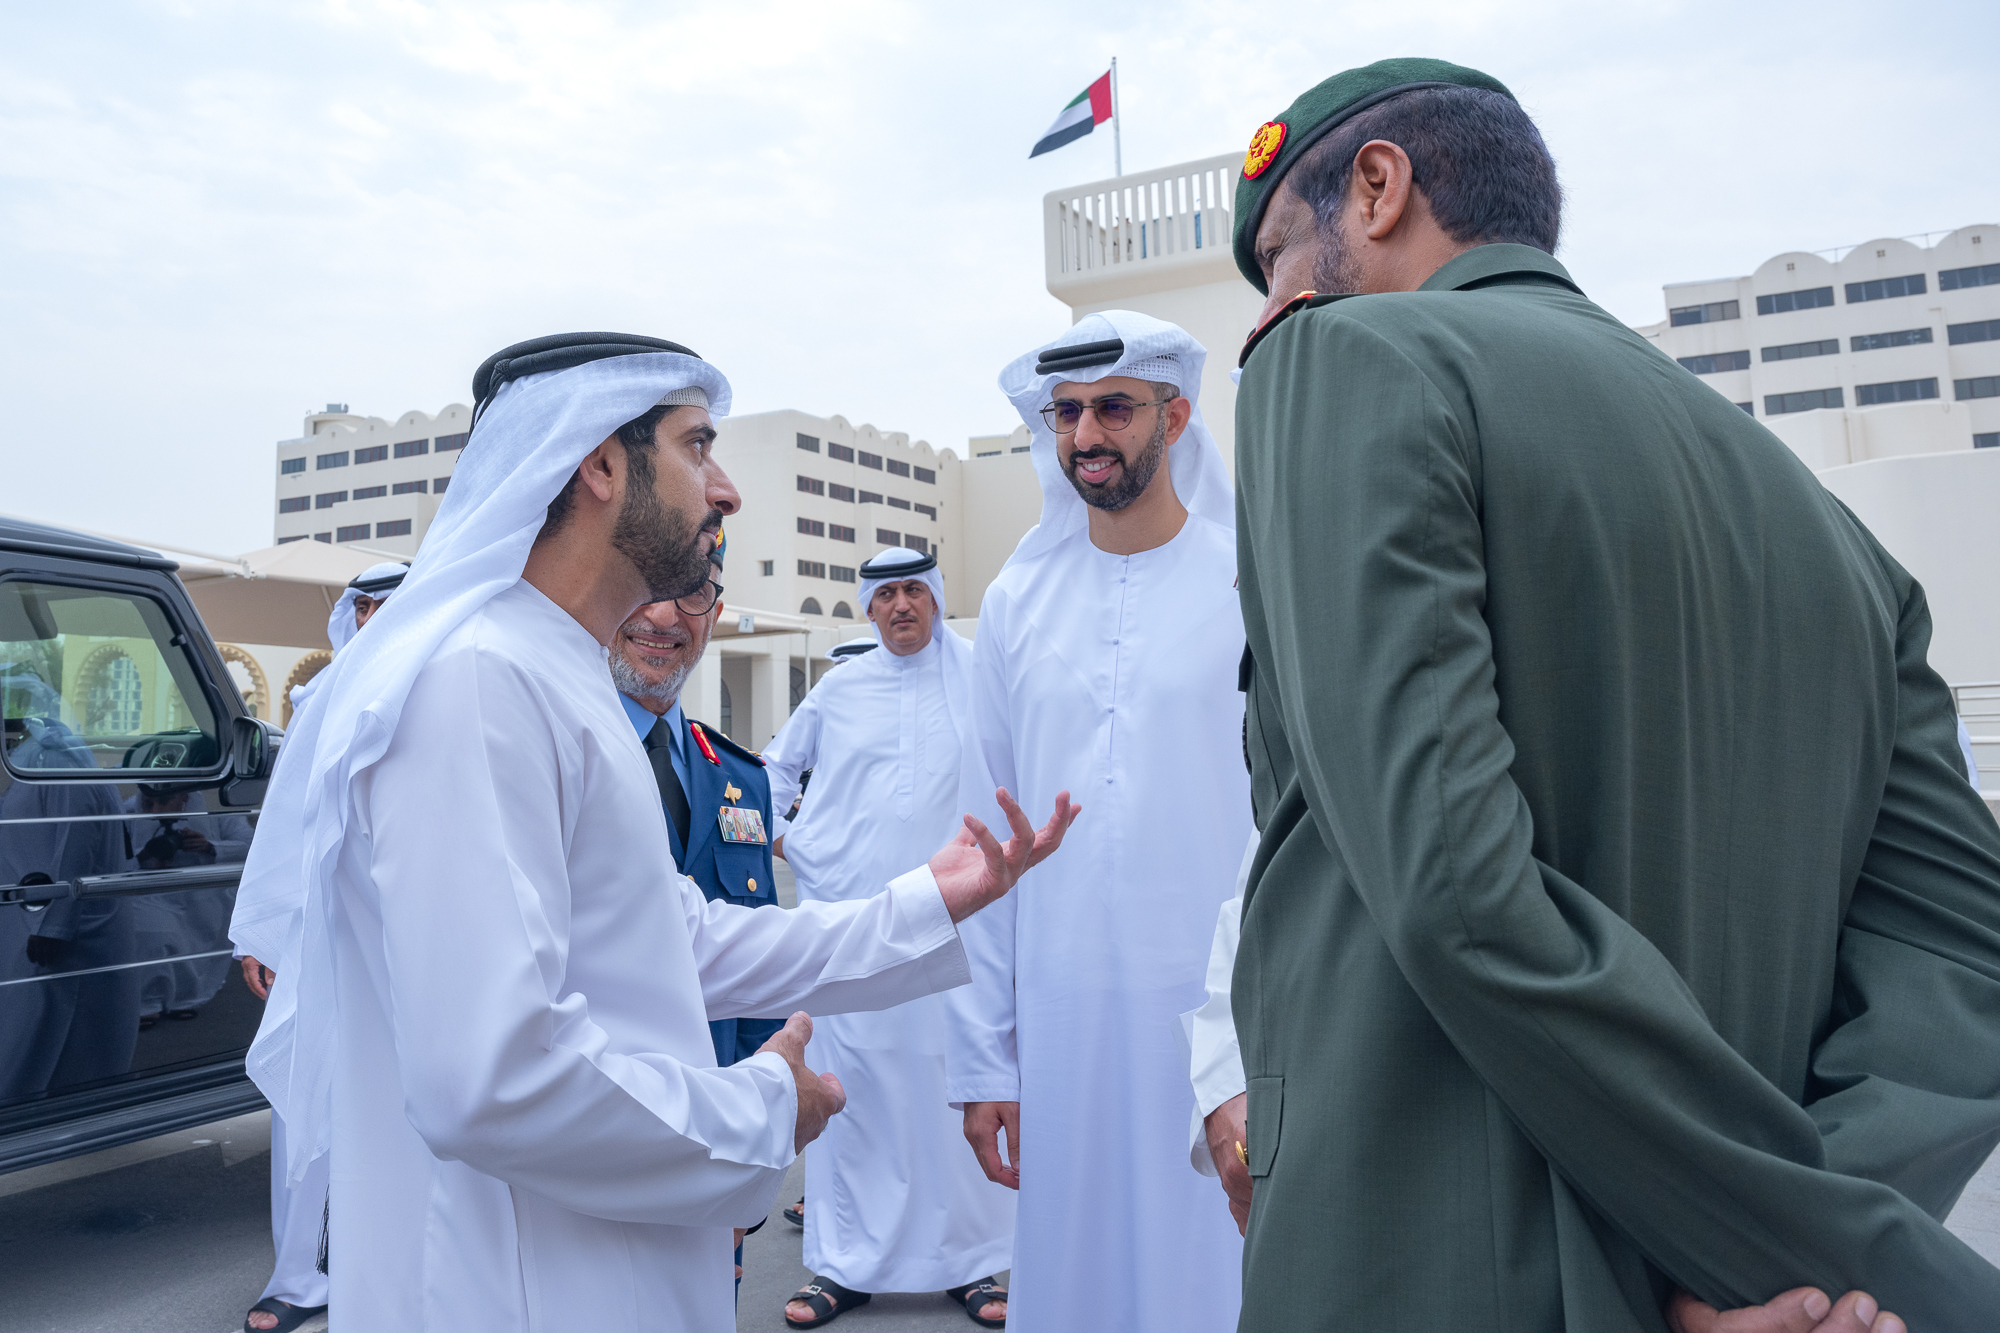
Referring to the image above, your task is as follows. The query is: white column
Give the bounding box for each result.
[686,646,723,729]
[749,639,794,751]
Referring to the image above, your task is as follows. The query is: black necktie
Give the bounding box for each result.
[644,717,693,851]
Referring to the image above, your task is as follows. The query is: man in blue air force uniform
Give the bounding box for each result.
[610,531,784,1068]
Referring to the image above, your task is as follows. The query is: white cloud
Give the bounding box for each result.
[1,0,1993,553]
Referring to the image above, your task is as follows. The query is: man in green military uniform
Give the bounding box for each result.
[1226,58,2000,1332]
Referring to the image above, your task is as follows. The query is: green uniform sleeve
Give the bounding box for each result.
[1808,577,2000,1215]
[1236,311,2000,1323]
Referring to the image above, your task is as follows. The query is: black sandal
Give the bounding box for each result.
[786,1276,871,1328]
[783,1197,805,1226]
[244,1298,327,1333]
[945,1277,1007,1328]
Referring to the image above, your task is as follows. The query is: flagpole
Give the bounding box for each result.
[1111,56,1122,177]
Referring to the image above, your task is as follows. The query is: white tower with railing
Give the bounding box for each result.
[1042,153,1266,463]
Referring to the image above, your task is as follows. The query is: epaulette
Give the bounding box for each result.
[687,719,766,767]
[1237,290,1355,369]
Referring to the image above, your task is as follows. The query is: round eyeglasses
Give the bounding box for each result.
[1038,393,1178,435]
[674,579,723,617]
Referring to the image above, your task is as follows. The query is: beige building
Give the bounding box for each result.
[273,404,474,553]
[1637,225,2000,469]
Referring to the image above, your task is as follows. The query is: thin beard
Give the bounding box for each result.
[609,650,692,705]
[1310,213,1364,295]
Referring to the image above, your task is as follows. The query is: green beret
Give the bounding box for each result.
[1231,58,1515,294]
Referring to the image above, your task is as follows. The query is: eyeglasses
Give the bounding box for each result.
[1038,393,1177,435]
[675,579,723,617]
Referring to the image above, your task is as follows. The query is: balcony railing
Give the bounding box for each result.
[1953,680,1999,801]
[1045,153,1240,299]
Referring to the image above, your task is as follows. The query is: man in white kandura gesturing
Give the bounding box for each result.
[763,548,1018,1329]
[947,313,1255,1333]
[229,333,1076,1333]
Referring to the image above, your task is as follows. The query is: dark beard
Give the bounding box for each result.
[1062,409,1169,512]
[1310,213,1364,295]
[610,448,719,603]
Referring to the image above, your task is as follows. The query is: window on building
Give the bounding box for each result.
[828,442,855,462]
[433,476,450,493]
[1765,388,1844,415]
[830,566,855,583]
[797,433,820,452]
[1676,351,1750,375]
[829,524,856,543]
[394,439,429,458]
[1947,318,2000,346]
[885,459,910,477]
[858,490,883,504]
[887,496,910,510]
[1755,287,1835,316]
[1845,274,1926,303]
[832,602,853,618]
[1854,378,1938,406]
[797,475,824,495]
[760,560,775,575]
[797,560,826,578]
[797,517,825,537]
[354,445,388,464]
[376,519,413,538]
[1956,376,2000,401]
[800,598,823,615]
[914,466,936,484]
[352,485,388,500]
[392,480,427,495]
[434,432,469,451]
[1761,339,1840,363]
[280,457,306,475]
[829,483,856,502]
[976,450,1002,458]
[336,524,370,542]
[1735,402,1754,415]
[315,491,347,509]
[913,503,937,519]
[317,451,349,469]
[1940,263,2000,291]
[314,533,331,543]
[1011,446,1031,454]
[1851,328,1933,352]
[1668,299,1741,326]
[858,451,883,470]
[904,535,929,554]
[1975,432,1999,449]
[876,527,900,545]
[277,535,307,544]
[278,496,311,513]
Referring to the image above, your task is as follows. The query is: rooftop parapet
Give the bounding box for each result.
[1045,153,1242,305]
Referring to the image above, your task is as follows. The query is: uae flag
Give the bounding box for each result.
[1029,71,1113,158]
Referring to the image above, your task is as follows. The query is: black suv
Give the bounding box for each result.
[1,517,280,1174]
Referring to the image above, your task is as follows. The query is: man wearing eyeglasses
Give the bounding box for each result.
[947,312,1254,1333]
[608,531,786,1069]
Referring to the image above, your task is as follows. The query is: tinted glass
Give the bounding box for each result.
[1947,319,2000,346]
[1939,263,2000,291]
[1,582,220,777]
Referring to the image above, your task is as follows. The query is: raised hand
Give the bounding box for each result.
[929,789,1079,923]
[756,1012,847,1152]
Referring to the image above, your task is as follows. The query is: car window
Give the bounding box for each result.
[0,580,221,776]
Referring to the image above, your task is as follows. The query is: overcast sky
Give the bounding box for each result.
[4,0,1994,555]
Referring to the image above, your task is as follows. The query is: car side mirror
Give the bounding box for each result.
[221,716,284,806]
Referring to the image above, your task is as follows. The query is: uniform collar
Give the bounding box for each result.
[1238,244,1583,369]
[1418,243,1583,295]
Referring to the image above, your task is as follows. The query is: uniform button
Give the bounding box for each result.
[748,878,757,893]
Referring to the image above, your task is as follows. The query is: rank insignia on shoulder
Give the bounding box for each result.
[689,722,722,766]
[718,806,768,845]
[1242,120,1287,179]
